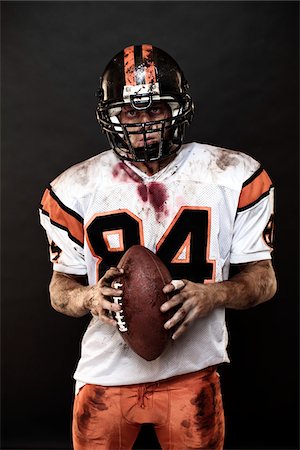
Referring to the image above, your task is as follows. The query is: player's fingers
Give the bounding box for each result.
[102,298,122,313]
[99,267,124,286]
[171,309,197,340]
[160,292,185,312]
[171,279,186,290]
[101,286,123,297]
[99,312,118,327]
[91,298,121,313]
[171,320,190,340]
[163,304,189,330]
[163,279,186,294]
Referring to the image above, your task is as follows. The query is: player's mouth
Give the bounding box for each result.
[135,135,160,147]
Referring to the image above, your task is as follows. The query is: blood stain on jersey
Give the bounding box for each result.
[137,184,148,202]
[148,182,168,217]
[137,182,169,220]
[113,162,142,183]
[113,162,169,220]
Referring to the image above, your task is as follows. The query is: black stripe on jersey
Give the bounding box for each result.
[40,208,84,248]
[41,185,84,223]
[134,45,145,84]
[242,166,263,188]
[237,186,274,213]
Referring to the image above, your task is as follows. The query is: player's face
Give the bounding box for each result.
[119,102,171,149]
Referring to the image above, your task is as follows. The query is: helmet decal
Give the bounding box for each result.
[123,44,160,106]
[124,45,136,86]
[141,44,157,85]
[123,44,157,87]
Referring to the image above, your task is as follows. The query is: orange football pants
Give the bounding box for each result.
[72,366,225,450]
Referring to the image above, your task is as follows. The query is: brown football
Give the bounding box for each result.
[112,245,173,361]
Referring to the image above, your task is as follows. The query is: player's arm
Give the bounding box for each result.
[40,186,123,324]
[222,259,277,309]
[49,268,123,324]
[161,259,277,340]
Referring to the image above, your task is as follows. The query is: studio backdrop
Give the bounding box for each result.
[2,2,299,449]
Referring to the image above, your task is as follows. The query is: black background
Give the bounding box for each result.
[1,2,299,449]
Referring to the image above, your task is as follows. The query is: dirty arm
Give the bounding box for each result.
[49,269,123,324]
[161,259,277,339]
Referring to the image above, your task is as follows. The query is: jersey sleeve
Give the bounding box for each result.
[230,167,275,264]
[39,185,87,275]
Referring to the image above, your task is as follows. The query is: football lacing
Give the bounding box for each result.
[112,282,128,332]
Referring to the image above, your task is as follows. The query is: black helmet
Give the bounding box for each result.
[96,44,194,162]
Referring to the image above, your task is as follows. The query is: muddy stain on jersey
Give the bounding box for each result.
[215,149,239,170]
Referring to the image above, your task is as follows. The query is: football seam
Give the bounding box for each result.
[146,250,171,286]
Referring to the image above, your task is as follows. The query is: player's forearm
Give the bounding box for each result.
[216,259,277,310]
[49,271,93,318]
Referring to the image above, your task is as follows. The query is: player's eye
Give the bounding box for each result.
[150,107,161,115]
[126,109,137,117]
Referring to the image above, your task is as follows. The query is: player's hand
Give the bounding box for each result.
[160,279,217,340]
[86,267,124,326]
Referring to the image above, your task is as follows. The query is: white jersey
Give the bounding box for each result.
[39,142,274,389]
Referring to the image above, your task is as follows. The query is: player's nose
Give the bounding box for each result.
[138,110,152,123]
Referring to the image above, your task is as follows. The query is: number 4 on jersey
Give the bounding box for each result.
[156,207,215,283]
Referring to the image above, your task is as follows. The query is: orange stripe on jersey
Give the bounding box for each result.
[238,169,272,210]
[124,45,136,86]
[142,44,157,84]
[41,188,84,246]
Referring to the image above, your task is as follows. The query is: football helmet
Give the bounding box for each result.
[96,44,194,162]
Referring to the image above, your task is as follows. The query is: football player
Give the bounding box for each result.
[39,44,277,450]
